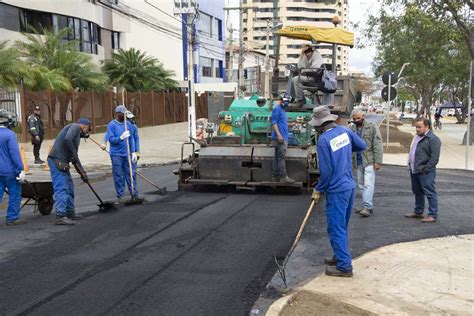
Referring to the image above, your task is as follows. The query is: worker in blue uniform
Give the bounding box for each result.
[0,109,26,226]
[101,105,137,203]
[310,106,366,277]
[125,111,140,192]
[48,118,91,225]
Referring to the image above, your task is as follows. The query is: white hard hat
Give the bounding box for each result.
[125,111,135,119]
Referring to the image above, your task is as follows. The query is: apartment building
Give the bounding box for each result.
[242,0,350,75]
[0,0,184,80]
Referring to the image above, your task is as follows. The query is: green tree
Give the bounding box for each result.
[102,48,178,92]
[15,27,108,91]
[365,5,469,118]
[0,40,71,91]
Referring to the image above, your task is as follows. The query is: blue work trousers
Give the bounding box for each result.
[410,170,438,218]
[0,175,22,223]
[111,155,138,198]
[48,157,74,217]
[325,189,355,272]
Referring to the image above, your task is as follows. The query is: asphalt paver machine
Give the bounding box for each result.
[176,25,354,191]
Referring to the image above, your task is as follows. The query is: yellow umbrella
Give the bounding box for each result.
[275,25,354,47]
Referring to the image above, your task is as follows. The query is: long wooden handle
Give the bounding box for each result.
[123,112,135,195]
[282,200,316,267]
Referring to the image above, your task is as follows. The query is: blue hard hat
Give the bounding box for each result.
[115,105,127,113]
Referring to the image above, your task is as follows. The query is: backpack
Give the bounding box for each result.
[318,68,337,94]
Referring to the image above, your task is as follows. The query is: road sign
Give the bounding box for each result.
[381,86,397,101]
[382,71,398,85]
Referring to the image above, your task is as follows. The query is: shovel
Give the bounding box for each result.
[274,200,316,288]
[73,163,115,212]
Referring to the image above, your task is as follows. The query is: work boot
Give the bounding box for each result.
[325,266,353,278]
[405,212,424,219]
[421,216,437,223]
[67,213,84,220]
[280,176,296,184]
[6,219,27,226]
[359,208,373,217]
[115,196,126,205]
[55,216,76,225]
[34,159,45,164]
[354,206,364,214]
[324,256,337,266]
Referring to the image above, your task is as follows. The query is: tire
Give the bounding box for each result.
[38,198,54,215]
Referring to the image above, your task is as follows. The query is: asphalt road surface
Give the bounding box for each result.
[0,164,311,315]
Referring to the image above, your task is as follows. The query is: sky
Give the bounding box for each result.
[225,0,380,75]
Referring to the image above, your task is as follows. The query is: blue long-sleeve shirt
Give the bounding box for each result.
[0,127,23,177]
[48,123,85,169]
[103,120,135,157]
[271,105,288,141]
[316,126,366,193]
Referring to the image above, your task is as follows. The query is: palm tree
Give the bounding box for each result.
[15,27,108,91]
[0,40,70,91]
[102,48,178,92]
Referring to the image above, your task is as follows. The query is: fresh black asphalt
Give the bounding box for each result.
[0,164,473,315]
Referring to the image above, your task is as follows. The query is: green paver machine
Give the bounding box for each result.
[176,25,354,191]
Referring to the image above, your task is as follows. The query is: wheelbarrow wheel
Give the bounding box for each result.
[38,198,54,215]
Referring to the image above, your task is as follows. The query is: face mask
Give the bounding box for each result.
[353,119,364,126]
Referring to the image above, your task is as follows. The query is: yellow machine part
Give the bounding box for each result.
[218,122,233,135]
[275,25,354,47]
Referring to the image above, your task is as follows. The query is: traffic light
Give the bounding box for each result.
[381,71,397,102]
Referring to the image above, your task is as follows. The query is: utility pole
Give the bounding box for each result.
[226,17,234,82]
[264,19,271,99]
[174,0,198,141]
[224,2,257,98]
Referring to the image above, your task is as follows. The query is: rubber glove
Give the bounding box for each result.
[100,143,107,150]
[120,130,130,140]
[311,189,320,204]
[136,152,141,161]
[131,152,138,163]
[17,170,26,183]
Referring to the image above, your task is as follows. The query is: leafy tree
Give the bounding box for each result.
[15,27,108,91]
[102,48,178,92]
[364,4,469,118]
[0,40,70,91]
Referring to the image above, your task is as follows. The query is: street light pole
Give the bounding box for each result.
[466,60,473,169]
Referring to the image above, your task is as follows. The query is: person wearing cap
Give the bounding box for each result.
[27,105,45,164]
[310,106,366,277]
[48,118,91,225]
[271,95,295,184]
[290,44,324,107]
[0,109,26,226]
[101,105,137,203]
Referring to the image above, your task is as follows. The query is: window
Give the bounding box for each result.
[201,57,213,77]
[20,9,52,32]
[215,60,223,78]
[0,3,20,32]
[112,31,120,49]
[199,12,211,37]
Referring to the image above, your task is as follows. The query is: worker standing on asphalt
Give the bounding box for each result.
[405,117,441,223]
[350,109,383,217]
[271,95,295,184]
[48,118,91,225]
[310,106,366,277]
[101,105,137,203]
[0,109,26,226]
[27,105,45,164]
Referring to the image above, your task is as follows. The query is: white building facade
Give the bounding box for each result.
[0,0,184,80]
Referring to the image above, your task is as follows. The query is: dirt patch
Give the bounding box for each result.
[379,122,413,154]
[280,291,376,316]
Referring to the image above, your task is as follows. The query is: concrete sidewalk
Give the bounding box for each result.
[268,235,473,315]
[20,122,190,171]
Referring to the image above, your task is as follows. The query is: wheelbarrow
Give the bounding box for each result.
[20,180,55,215]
